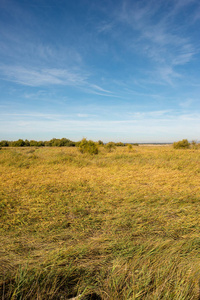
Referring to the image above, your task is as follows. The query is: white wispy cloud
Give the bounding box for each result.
[77,114,90,118]
[0,65,87,86]
[169,0,197,18]
[1,113,66,120]
[89,84,113,94]
[128,110,173,119]
[97,21,115,33]
[113,0,198,84]
[155,66,182,85]
[0,65,116,96]
[179,98,194,108]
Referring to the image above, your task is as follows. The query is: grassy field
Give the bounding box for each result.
[0,145,200,299]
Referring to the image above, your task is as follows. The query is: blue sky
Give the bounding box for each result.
[0,0,200,142]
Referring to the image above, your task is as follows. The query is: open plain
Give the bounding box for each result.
[0,145,200,299]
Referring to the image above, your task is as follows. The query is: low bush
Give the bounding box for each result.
[79,138,99,155]
[191,140,199,149]
[105,142,116,152]
[127,144,133,151]
[173,139,190,149]
[115,142,125,146]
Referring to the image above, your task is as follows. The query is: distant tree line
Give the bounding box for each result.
[0,138,76,147]
[1,138,199,154]
[0,138,139,149]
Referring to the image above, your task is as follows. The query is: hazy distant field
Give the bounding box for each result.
[1,146,200,299]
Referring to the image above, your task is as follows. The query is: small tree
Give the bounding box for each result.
[0,140,9,147]
[79,138,99,155]
[30,140,38,147]
[24,139,30,147]
[12,139,26,147]
[98,140,104,146]
[173,139,190,149]
[37,141,45,147]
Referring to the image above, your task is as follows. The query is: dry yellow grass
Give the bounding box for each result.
[0,145,200,299]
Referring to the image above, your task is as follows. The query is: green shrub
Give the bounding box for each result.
[79,138,99,155]
[105,142,116,152]
[115,142,125,146]
[173,139,190,149]
[191,140,198,149]
[127,144,133,151]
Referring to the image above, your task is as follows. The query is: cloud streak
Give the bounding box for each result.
[113,0,198,84]
[0,66,88,86]
[0,65,116,97]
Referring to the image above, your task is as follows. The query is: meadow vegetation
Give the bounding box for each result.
[0,144,200,299]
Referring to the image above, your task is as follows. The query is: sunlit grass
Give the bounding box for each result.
[0,146,200,299]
